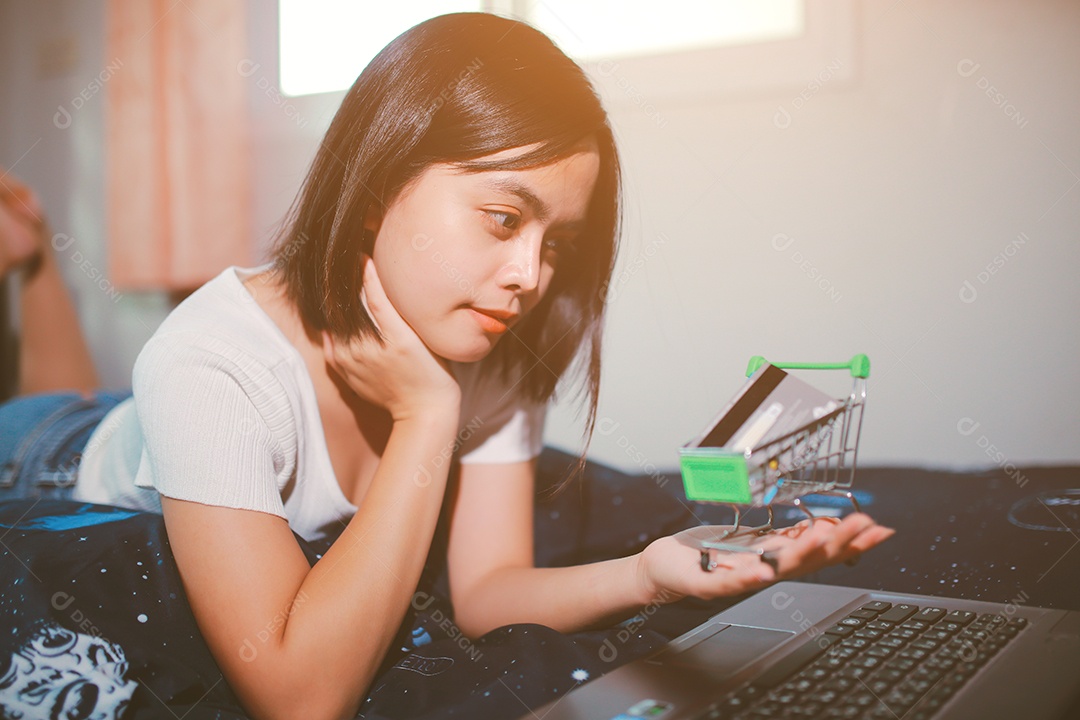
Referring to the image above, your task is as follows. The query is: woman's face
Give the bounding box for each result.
[367,138,601,363]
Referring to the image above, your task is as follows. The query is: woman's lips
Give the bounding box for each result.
[468,307,514,333]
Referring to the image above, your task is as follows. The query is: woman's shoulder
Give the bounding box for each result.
[135,265,295,375]
[150,265,262,335]
[130,324,300,457]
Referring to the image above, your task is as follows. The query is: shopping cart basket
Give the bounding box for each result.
[677,354,870,571]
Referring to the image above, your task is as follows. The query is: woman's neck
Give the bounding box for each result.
[241,269,394,491]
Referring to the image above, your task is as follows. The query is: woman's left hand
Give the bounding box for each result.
[0,169,46,277]
[634,513,896,605]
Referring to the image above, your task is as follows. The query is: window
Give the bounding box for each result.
[278,0,484,97]
[527,0,804,62]
[278,0,807,97]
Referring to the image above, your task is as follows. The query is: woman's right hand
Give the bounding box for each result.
[321,253,461,423]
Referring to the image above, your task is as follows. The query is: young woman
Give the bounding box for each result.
[0,13,893,720]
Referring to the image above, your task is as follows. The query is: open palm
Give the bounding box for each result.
[635,513,895,606]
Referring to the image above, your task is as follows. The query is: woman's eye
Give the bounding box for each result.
[485,210,520,232]
[544,236,576,253]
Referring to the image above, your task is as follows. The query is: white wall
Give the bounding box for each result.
[555,0,1080,473]
[2,0,1077,474]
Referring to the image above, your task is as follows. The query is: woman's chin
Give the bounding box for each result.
[436,343,496,364]
[428,332,500,364]
[417,311,509,363]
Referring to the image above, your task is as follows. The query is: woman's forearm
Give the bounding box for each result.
[274,411,459,720]
[454,555,656,640]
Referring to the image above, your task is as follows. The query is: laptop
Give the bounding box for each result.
[521,580,1080,719]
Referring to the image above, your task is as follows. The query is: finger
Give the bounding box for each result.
[766,519,832,558]
[359,254,388,333]
[359,285,381,333]
[831,525,895,567]
[772,518,818,540]
[798,518,839,547]
[361,252,384,296]
[838,526,889,565]
[846,526,896,554]
[762,516,885,577]
[705,555,776,596]
[0,174,34,214]
[359,254,373,300]
[757,516,836,550]
[0,170,16,199]
[321,330,337,366]
[754,524,816,555]
[707,549,774,579]
[763,518,848,573]
[822,513,878,557]
[8,185,42,223]
[771,529,831,573]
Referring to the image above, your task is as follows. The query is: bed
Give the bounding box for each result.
[2,447,1077,719]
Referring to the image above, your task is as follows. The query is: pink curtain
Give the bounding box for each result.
[106,0,252,291]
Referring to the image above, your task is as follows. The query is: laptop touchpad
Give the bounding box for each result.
[650,625,794,679]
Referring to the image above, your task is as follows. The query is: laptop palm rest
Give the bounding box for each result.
[647,624,794,680]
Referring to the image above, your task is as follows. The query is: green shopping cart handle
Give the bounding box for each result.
[746,353,870,378]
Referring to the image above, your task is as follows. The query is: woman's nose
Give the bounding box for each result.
[498,233,543,292]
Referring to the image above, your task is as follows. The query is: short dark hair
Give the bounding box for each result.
[268,12,621,496]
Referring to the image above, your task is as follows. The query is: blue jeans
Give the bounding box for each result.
[0,389,133,502]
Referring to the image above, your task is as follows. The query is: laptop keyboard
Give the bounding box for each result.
[692,600,1028,720]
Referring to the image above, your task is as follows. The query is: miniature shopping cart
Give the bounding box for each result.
[677,354,870,571]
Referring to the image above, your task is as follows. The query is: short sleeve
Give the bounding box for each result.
[452,362,548,465]
[131,333,297,518]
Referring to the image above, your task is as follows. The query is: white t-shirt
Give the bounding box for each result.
[73,264,547,542]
